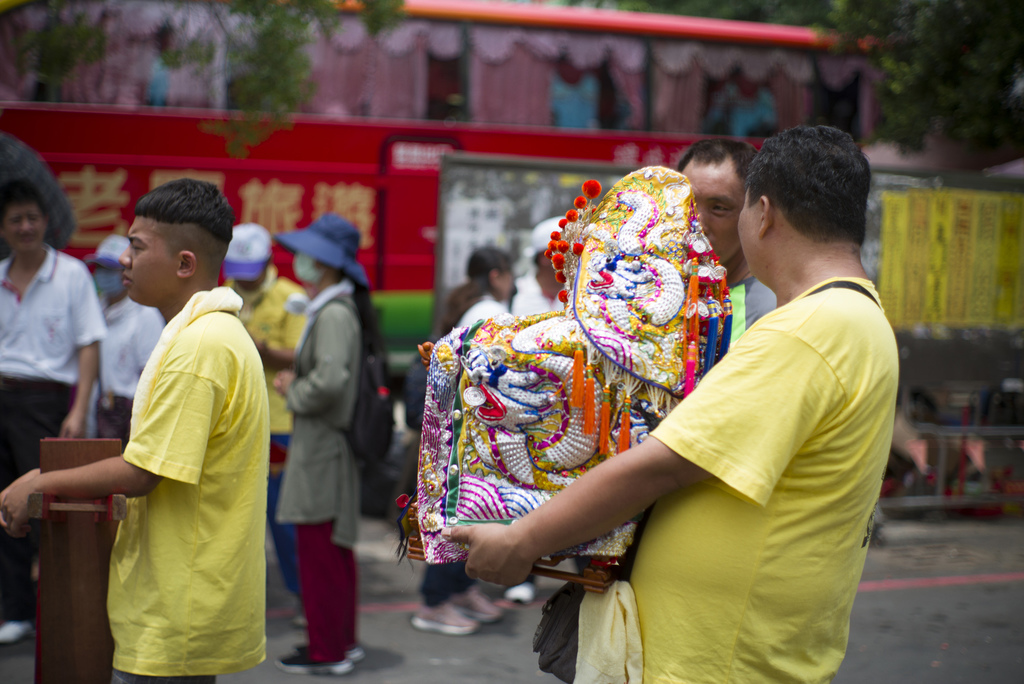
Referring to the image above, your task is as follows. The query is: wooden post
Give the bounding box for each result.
[31,439,126,684]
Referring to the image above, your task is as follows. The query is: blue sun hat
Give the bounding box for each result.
[275,213,368,288]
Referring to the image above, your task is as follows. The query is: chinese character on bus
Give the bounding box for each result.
[149,170,226,191]
[59,165,129,246]
[312,182,376,249]
[238,179,305,235]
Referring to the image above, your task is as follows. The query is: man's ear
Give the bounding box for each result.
[177,250,198,279]
[757,196,774,239]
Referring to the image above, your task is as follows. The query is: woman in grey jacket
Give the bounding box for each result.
[271,214,375,676]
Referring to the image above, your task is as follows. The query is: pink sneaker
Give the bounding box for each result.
[450,586,503,623]
[411,602,480,636]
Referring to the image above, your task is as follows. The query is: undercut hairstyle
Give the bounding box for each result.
[745,126,871,245]
[0,179,47,218]
[677,138,758,181]
[135,178,235,272]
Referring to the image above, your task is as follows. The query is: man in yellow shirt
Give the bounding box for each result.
[0,179,270,682]
[223,222,306,602]
[447,126,899,683]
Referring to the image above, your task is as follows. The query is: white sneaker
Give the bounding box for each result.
[0,620,34,645]
[503,581,536,605]
[450,585,503,623]
[411,602,480,636]
[345,645,365,663]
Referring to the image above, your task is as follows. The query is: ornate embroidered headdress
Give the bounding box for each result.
[415,166,732,563]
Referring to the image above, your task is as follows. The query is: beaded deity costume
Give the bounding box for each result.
[417,167,732,563]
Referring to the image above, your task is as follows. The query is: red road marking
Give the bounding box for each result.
[268,598,535,619]
[267,575,1024,619]
[858,572,1024,593]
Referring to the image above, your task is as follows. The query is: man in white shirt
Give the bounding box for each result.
[86,234,165,446]
[0,179,106,644]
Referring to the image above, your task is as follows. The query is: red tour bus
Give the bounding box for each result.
[0,0,874,359]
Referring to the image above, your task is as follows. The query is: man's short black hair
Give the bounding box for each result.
[745,126,871,245]
[0,179,47,219]
[677,139,758,181]
[135,178,234,241]
[135,178,235,271]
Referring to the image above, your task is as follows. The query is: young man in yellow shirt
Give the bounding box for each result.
[0,179,270,682]
[448,126,899,684]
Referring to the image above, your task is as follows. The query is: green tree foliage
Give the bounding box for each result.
[199,0,404,157]
[18,0,405,157]
[16,0,106,102]
[830,0,1024,151]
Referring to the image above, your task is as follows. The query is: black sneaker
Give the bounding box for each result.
[276,648,353,675]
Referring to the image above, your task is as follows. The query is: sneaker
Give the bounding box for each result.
[345,645,365,663]
[276,648,353,675]
[450,586,503,623]
[411,602,480,636]
[503,581,536,605]
[0,620,33,645]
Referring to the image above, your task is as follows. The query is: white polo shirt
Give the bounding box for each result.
[99,295,164,400]
[0,245,107,384]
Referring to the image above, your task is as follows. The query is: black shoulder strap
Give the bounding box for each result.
[809,280,879,308]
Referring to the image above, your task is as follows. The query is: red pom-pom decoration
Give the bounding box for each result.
[557,240,570,253]
[574,196,587,209]
[582,180,602,199]
[550,230,561,241]
[552,253,565,268]
[555,272,567,284]
[548,240,558,251]
[565,209,579,222]
[558,218,568,229]
[544,249,553,259]
[572,242,584,255]
[558,290,569,303]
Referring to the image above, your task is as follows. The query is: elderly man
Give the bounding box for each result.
[679,138,776,341]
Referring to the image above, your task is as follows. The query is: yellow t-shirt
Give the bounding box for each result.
[637,278,898,684]
[227,273,306,435]
[108,311,270,676]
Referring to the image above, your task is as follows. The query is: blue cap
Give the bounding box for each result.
[275,213,368,288]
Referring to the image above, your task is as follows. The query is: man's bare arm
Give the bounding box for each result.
[444,435,710,586]
[0,457,162,537]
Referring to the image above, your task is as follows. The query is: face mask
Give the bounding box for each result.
[94,267,125,296]
[292,252,323,285]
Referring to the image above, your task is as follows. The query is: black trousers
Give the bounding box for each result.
[0,385,69,622]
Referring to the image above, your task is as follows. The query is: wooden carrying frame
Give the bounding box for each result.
[404,501,618,593]
[31,439,127,684]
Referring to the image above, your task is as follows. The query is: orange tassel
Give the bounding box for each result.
[571,349,585,407]
[618,396,632,453]
[583,371,596,435]
[598,386,611,454]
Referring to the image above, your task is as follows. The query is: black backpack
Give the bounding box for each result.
[340,293,394,467]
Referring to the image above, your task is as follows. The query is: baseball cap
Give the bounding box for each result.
[531,217,563,255]
[84,234,129,269]
[223,223,272,280]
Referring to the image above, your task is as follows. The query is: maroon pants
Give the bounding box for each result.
[296,522,358,662]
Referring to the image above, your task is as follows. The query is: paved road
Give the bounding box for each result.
[1,514,1022,683]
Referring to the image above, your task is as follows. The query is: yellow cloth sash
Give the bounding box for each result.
[576,580,644,684]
